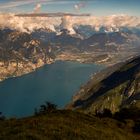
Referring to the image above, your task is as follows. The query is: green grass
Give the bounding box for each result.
[0,110,139,140]
[85,81,129,114]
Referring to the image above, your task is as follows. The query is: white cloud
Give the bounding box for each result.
[74,1,88,11]
[34,3,42,13]
[0,0,78,10]
[0,0,54,10]
[0,13,139,34]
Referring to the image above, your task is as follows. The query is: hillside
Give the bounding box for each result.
[0,110,139,140]
[1,54,140,140]
[68,56,140,113]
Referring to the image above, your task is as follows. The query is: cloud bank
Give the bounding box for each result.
[0,13,140,34]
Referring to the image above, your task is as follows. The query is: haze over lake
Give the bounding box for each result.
[0,61,104,117]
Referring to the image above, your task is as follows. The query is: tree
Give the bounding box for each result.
[133,120,140,133]
[35,101,57,115]
[114,107,140,121]
[0,112,5,121]
[45,102,57,113]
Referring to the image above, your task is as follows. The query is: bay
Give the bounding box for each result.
[0,61,104,117]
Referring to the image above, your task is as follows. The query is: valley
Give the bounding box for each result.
[0,61,104,117]
[56,50,139,65]
[0,26,140,82]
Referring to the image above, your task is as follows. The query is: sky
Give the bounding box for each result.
[0,0,140,17]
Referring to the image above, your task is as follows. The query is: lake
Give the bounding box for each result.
[0,61,104,117]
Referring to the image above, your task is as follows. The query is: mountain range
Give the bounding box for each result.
[0,14,140,81]
[0,26,140,81]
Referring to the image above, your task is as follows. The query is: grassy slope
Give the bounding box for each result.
[0,110,139,140]
[69,56,140,113]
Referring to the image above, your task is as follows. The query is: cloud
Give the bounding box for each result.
[16,13,90,17]
[0,1,33,9]
[0,0,90,10]
[0,12,60,32]
[74,2,87,11]
[0,0,51,10]
[0,0,79,10]
[0,13,139,34]
[34,3,42,13]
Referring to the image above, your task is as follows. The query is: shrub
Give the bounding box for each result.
[133,120,140,133]
[114,107,140,121]
[95,108,112,118]
[0,112,5,121]
[34,101,57,115]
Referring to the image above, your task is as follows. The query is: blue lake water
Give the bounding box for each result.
[0,61,104,117]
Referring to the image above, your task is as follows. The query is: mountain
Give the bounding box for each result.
[53,29,82,49]
[74,25,140,38]
[0,27,140,81]
[79,32,127,52]
[0,29,55,81]
[79,31,140,52]
[31,28,56,42]
[68,56,140,113]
